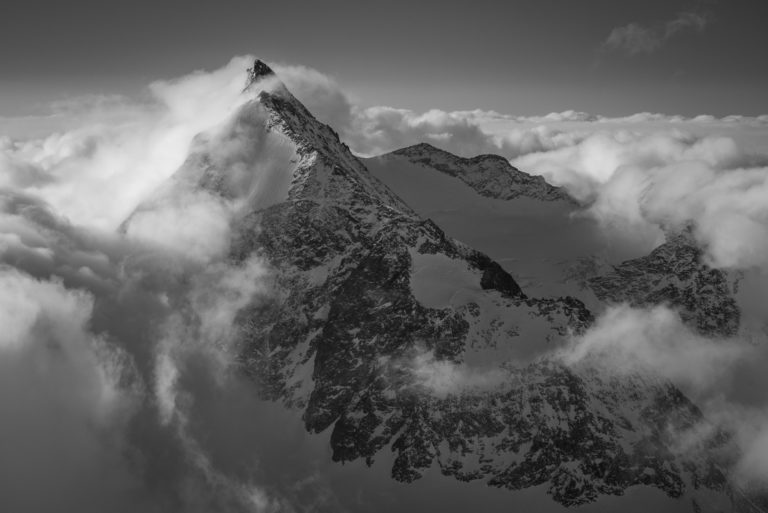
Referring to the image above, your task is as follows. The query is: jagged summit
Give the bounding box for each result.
[384,141,574,203]
[246,58,276,87]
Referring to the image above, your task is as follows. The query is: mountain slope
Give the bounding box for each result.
[123,60,749,511]
[567,230,741,337]
[363,148,608,301]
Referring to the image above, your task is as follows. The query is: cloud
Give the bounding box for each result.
[119,72,299,262]
[0,205,282,512]
[272,64,354,131]
[346,106,505,158]
[736,412,768,487]
[390,347,509,398]
[0,203,286,512]
[155,255,269,424]
[0,267,145,513]
[559,304,749,394]
[600,11,709,55]
[559,304,768,487]
[124,189,232,263]
[0,55,257,232]
[150,255,278,511]
[512,129,768,269]
[0,55,299,264]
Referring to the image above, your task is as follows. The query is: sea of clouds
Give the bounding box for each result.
[2,55,768,509]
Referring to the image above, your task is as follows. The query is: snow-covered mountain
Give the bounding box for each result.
[123,60,759,512]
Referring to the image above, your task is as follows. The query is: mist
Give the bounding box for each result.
[0,56,295,513]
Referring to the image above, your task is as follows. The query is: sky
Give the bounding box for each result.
[1,0,767,117]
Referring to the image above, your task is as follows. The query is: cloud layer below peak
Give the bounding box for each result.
[2,55,768,508]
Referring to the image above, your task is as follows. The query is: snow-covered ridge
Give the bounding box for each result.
[247,60,416,217]
[123,59,757,511]
[385,142,573,202]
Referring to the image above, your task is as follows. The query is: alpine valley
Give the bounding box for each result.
[122,60,765,513]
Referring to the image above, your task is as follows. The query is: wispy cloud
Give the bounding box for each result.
[600,11,709,56]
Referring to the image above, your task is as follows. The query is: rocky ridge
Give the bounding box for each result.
[385,142,573,202]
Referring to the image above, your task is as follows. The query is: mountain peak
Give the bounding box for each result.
[407,141,443,152]
[396,142,452,158]
[246,59,275,87]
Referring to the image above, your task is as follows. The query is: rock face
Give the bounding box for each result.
[385,142,573,202]
[126,60,749,510]
[247,58,275,83]
[584,230,741,337]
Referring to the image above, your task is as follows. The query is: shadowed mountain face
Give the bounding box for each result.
[123,60,752,511]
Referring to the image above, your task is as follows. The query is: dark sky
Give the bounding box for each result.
[1,0,767,117]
